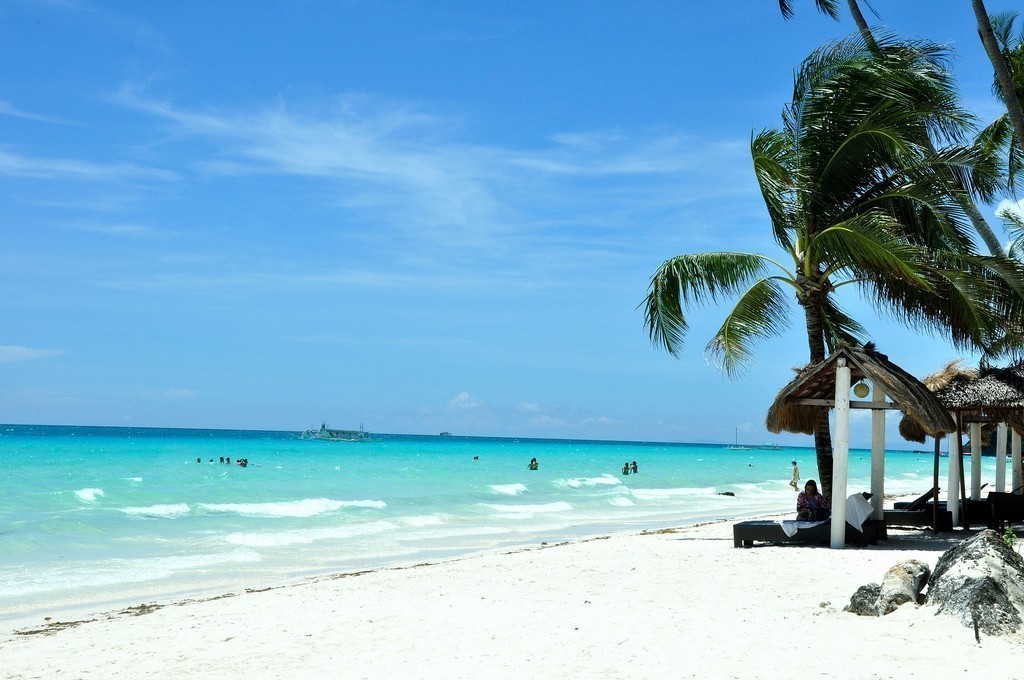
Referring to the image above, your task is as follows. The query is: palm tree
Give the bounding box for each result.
[779,0,879,51]
[976,12,1024,198]
[974,0,1024,152]
[780,0,1007,256]
[644,36,1022,499]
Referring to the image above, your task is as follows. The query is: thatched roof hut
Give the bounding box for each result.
[899,361,1024,443]
[767,344,955,438]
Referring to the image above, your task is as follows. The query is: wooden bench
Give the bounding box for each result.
[733,519,881,548]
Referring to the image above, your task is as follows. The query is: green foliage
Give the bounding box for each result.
[644,35,1024,375]
[1002,526,1018,551]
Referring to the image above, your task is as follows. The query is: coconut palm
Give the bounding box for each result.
[976,12,1024,197]
[780,0,1007,256]
[974,1,1024,152]
[644,36,1024,499]
[779,0,879,51]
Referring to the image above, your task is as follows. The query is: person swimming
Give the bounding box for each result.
[528,457,538,470]
[630,461,638,474]
[622,462,630,475]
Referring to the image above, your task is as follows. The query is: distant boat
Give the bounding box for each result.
[439,431,452,437]
[727,427,752,451]
[755,442,784,450]
[299,423,371,442]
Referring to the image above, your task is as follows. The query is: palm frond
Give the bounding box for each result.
[1003,208,1024,260]
[819,297,867,352]
[811,213,932,286]
[751,129,796,250]
[705,278,791,377]
[778,0,840,21]
[643,252,779,357]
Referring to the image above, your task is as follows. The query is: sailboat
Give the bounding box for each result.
[727,427,752,450]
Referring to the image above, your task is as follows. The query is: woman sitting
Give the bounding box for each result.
[796,479,830,521]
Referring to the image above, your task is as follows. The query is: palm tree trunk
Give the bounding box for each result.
[974,0,1024,151]
[846,0,879,54]
[803,301,834,501]
[962,191,1006,255]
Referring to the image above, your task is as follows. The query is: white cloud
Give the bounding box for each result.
[447,392,483,410]
[0,345,64,363]
[162,388,197,398]
[997,198,1024,217]
[580,416,620,427]
[530,414,567,428]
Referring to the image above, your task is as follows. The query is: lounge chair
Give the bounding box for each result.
[986,492,1024,531]
[733,494,884,547]
[892,487,936,510]
[884,487,954,531]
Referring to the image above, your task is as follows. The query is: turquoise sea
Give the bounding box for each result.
[0,424,964,626]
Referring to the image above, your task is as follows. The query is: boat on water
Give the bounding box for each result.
[755,442,784,450]
[439,431,452,437]
[726,427,751,451]
[299,423,371,442]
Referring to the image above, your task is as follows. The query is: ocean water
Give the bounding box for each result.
[0,424,961,625]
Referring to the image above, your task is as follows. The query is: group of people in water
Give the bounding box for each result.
[197,457,249,467]
[525,457,640,476]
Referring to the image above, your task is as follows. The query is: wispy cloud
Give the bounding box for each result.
[0,345,64,363]
[61,221,162,237]
[114,89,756,256]
[0,149,176,182]
[0,101,73,125]
[163,388,197,398]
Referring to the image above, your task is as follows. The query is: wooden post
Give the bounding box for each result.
[970,422,982,500]
[870,383,885,520]
[831,359,851,549]
[933,436,941,531]
[1013,428,1023,494]
[960,427,969,530]
[948,412,961,526]
[997,422,1008,493]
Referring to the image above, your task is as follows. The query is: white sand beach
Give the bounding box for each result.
[2,516,1019,680]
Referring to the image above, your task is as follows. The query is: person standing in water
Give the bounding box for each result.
[528,457,539,470]
[789,460,800,491]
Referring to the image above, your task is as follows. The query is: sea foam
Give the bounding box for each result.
[118,503,191,518]
[400,514,447,527]
[223,520,396,548]
[629,486,717,500]
[555,474,621,489]
[484,501,572,514]
[73,488,104,502]
[0,548,262,598]
[197,498,386,517]
[489,483,527,496]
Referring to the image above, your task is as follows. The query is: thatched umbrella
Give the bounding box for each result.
[767,344,954,439]
[898,361,1024,449]
[899,360,1024,527]
[766,344,955,540]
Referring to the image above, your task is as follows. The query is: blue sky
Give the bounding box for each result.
[2,1,1022,446]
